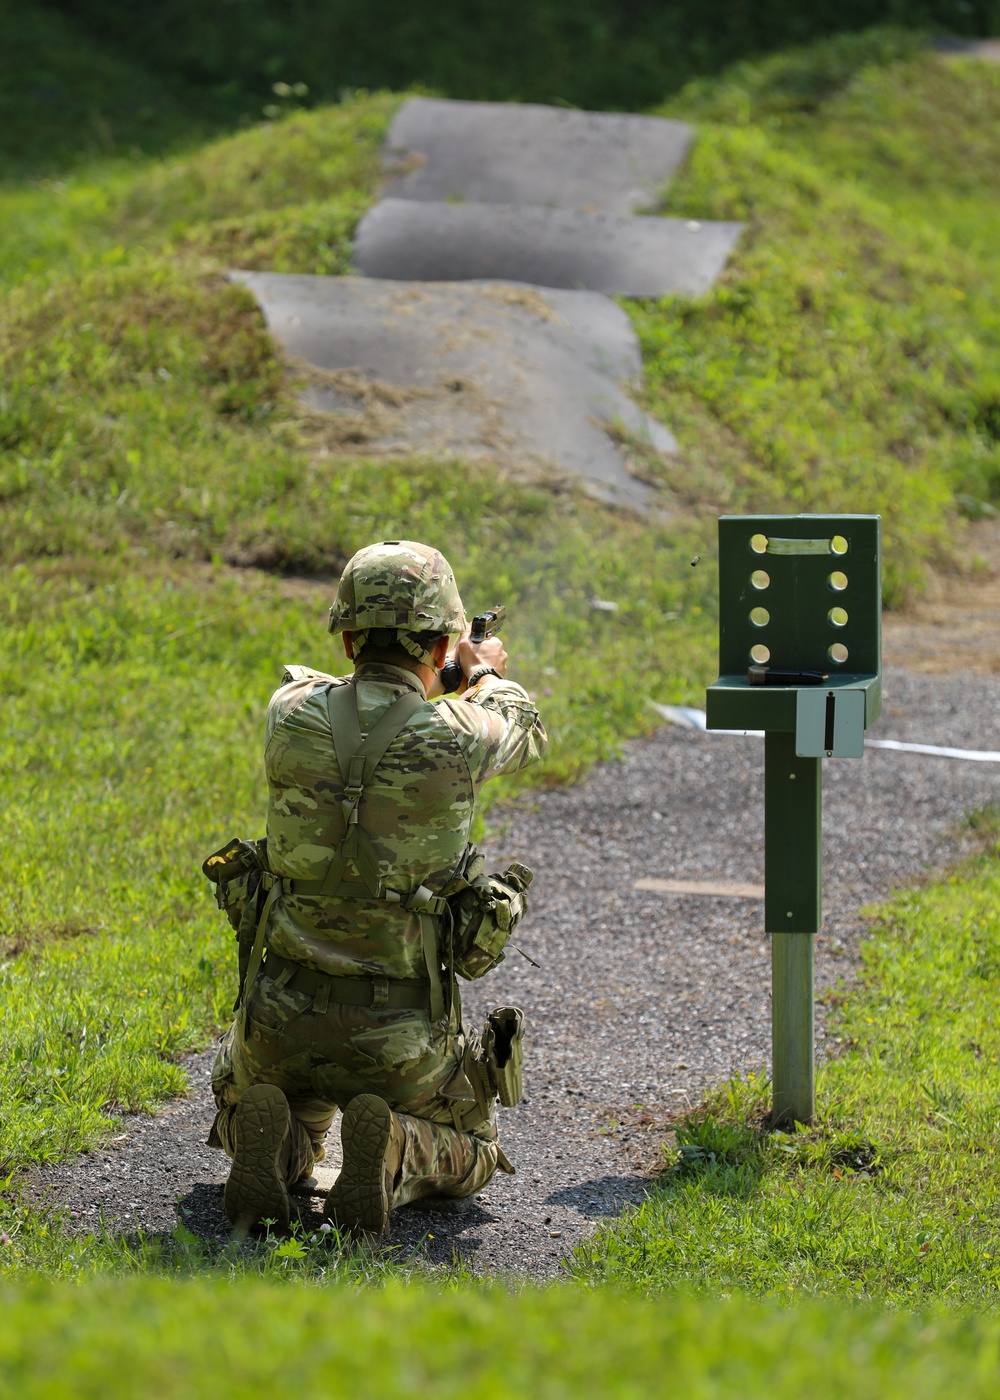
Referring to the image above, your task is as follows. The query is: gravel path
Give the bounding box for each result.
[28,667,999,1276]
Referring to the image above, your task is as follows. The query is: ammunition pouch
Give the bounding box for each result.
[447,851,533,981]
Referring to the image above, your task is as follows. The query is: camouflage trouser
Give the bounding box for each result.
[209,967,499,1207]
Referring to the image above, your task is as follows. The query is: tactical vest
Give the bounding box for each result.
[246,674,465,1026]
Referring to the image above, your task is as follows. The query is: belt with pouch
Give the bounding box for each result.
[260,950,433,1013]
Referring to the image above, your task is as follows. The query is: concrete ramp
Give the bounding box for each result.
[355,198,743,297]
[362,96,744,298]
[236,98,746,510]
[384,97,694,213]
[932,36,1000,61]
[231,271,674,511]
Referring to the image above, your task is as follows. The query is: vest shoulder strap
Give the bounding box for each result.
[322,681,425,898]
[322,681,449,1023]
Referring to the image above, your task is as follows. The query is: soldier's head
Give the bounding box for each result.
[328,540,466,674]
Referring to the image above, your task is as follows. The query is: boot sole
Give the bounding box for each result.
[324,1094,394,1235]
[224,1083,292,1231]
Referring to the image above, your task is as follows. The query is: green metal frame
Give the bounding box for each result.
[706,513,882,1127]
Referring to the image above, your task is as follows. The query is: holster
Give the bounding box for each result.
[456,1006,525,1174]
[201,836,268,1003]
[482,1006,525,1107]
[462,1005,525,1112]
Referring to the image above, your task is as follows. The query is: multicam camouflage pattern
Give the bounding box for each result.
[263,662,546,980]
[209,642,545,1204]
[212,969,497,1198]
[451,859,533,980]
[327,540,467,639]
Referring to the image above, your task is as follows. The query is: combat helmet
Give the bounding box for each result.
[328,540,466,667]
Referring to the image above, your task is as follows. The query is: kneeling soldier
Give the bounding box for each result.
[204,540,546,1233]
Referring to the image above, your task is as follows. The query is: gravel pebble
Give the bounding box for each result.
[28,667,1000,1277]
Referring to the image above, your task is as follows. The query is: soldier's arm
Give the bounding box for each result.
[439,675,547,784]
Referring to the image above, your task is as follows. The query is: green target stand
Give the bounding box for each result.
[707,515,882,1127]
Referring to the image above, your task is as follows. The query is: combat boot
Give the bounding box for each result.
[324,1094,405,1236]
[223,1082,293,1231]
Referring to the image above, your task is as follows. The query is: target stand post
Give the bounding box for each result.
[707,514,882,1127]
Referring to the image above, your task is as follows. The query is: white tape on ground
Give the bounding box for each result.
[865,738,1000,762]
[649,702,1000,763]
[649,703,707,729]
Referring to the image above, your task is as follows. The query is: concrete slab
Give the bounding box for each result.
[231,271,674,510]
[931,36,1000,62]
[633,877,765,899]
[384,97,694,214]
[354,198,743,297]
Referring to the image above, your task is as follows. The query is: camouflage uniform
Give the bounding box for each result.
[209,542,546,1218]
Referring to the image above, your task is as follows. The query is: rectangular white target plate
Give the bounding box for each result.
[796,688,865,758]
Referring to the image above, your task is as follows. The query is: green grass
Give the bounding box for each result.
[736,37,1000,270]
[636,40,1000,589]
[0,92,395,288]
[3,1278,1000,1397]
[573,819,1000,1308]
[0,1201,426,1285]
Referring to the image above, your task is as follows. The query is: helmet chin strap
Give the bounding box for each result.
[351,629,439,669]
[397,633,440,668]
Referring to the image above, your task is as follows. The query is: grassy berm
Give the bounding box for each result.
[2,25,1000,1392]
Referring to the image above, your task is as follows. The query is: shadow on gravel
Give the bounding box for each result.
[544,1175,648,1217]
[175,1181,230,1241]
[389,1198,499,1261]
[171,1175,500,1266]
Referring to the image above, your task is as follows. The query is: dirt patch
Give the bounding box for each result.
[883,517,1000,675]
[294,358,515,461]
[478,284,564,322]
[0,921,101,960]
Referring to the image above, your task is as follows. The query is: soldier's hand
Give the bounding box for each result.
[457,631,507,685]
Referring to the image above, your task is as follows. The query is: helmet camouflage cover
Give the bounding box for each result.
[328,540,466,666]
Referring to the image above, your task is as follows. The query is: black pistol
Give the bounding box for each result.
[439,606,506,694]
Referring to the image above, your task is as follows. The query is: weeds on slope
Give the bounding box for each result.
[0,92,394,289]
[634,42,1000,601]
[675,34,1000,270]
